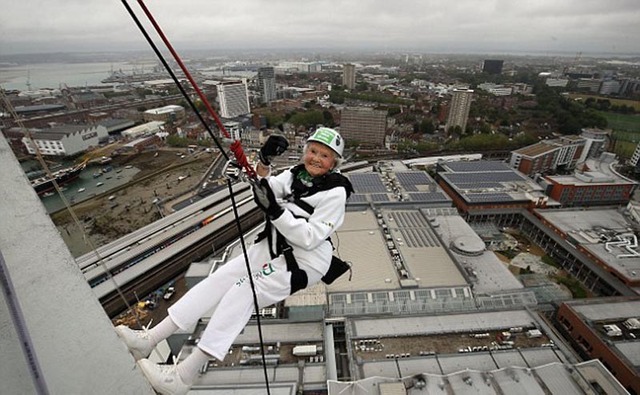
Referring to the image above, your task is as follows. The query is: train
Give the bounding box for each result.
[79,182,264,317]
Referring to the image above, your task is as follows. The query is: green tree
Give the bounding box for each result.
[166,135,194,147]
[414,119,435,134]
[322,110,335,127]
[289,110,325,128]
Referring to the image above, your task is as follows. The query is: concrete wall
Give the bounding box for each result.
[0,134,153,394]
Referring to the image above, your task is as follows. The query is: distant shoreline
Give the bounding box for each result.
[1,48,638,63]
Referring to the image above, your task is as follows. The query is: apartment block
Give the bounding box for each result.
[340,107,387,148]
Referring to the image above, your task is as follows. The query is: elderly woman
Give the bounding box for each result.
[116,127,353,395]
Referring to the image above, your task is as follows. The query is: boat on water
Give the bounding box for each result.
[78,188,86,193]
[31,162,87,196]
[96,182,104,187]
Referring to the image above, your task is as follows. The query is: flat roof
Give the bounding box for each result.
[384,209,467,288]
[536,209,640,283]
[422,208,524,293]
[346,165,452,207]
[569,299,640,321]
[328,210,401,292]
[350,310,536,338]
[547,157,637,187]
[614,342,640,367]
[346,360,605,395]
[233,321,324,344]
[513,141,558,157]
[438,160,546,205]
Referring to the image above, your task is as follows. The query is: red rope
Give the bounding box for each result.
[135,0,256,179]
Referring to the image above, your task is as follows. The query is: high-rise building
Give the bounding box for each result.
[482,59,504,74]
[340,107,386,147]
[578,128,609,163]
[257,67,276,104]
[342,63,356,90]
[445,89,474,134]
[216,80,250,118]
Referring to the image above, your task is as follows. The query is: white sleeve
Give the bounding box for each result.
[265,170,292,199]
[270,187,346,251]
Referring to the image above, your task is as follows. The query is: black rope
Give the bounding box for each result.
[120,1,272,392]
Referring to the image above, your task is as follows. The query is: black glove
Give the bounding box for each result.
[258,135,289,166]
[252,178,284,219]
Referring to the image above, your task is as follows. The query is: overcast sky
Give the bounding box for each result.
[1,0,639,56]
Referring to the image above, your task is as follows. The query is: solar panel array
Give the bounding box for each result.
[455,182,503,190]
[348,194,368,203]
[445,161,511,173]
[348,173,387,193]
[391,211,428,227]
[408,192,449,202]
[445,172,525,185]
[466,193,514,202]
[371,193,390,202]
[396,171,433,191]
[400,228,441,247]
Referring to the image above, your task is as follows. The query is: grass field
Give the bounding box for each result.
[568,93,640,111]
[602,112,640,132]
[612,139,636,159]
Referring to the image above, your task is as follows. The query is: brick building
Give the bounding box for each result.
[542,155,637,207]
[555,298,640,395]
[509,135,585,176]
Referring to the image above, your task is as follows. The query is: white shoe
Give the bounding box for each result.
[137,359,191,395]
[115,325,154,361]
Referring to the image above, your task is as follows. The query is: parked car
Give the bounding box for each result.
[163,286,176,300]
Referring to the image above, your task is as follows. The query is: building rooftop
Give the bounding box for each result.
[513,141,559,158]
[350,310,535,338]
[32,124,90,140]
[546,156,637,187]
[562,298,640,374]
[536,208,640,284]
[330,359,627,395]
[144,105,184,115]
[424,208,524,293]
[346,162,452,208]
[438,160,547,205]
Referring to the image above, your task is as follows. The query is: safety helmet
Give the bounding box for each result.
[307,127,344,158]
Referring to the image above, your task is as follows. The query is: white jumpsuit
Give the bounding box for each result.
[167,169,348,361]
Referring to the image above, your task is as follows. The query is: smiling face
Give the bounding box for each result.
[303,141,337,177]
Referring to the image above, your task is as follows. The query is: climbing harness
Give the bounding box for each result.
[254,165,355,292]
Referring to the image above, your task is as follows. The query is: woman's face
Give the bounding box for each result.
[303,142,337,177]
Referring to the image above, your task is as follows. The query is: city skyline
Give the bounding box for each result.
[1,0,639,56]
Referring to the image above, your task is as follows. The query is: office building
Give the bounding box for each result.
[482,59,504,74]
[342,63,356,90]
[257,67,276,104]
[445,89,474,134]
[340,106,387,148]
[216,80,250,118]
